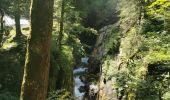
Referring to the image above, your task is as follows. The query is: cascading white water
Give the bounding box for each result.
[74,57,89,100]
[81,57,89,64]
[74,67,87,100]
[3,15,29,27]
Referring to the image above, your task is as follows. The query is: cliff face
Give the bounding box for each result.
[89,24,120,100]
[89,0,170,98]
[93,22,170,99]
[98,27,141,100]
[88,24,119,75]
[92,25,114,59]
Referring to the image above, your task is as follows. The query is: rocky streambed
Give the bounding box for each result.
[73,57,88,100]
[73,57,100,100]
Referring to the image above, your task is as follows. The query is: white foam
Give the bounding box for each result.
[4,16,15,26]
[81,57,89,64]
[73,67,87,74]
[74,76,85,100]
[3,15,29,27]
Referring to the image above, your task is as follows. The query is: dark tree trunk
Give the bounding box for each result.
[57,0,65,50]
[14,0,22,38]
[20,0,54,99]
[159,90,162,100]
[0,9,4,43]
[0,9,4,32]
[14,12,22,37]
[55,69,64,90]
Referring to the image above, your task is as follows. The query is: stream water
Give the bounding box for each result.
[4,15,91,100]
[74,57,89,100]
[3,15,29,27]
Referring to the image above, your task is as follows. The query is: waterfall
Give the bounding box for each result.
[73,57,88,100]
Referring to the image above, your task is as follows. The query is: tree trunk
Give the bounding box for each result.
[0,9,4,43]
[57,0,65,50]
[20,0,54,99]
[14,0,22,38]
[0,9,4,32]
[14,11,22,38]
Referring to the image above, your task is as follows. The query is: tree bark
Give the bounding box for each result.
[0,9,4,32]
[14,0,22,38]
[57,0,65,50]
[14,11,22,37]
[20,0,54,99]
[0,9,4,43]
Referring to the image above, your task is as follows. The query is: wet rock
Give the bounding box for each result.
[103,78,106,84]
[79,86,86,93]
[89,84,99,96]
[80,75,86,82]
[88,84,99,99]
[88,57,100,74]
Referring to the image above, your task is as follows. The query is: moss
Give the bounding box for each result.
[0,92,19,100]
[100,23,170,99]
[56,45,74,92]
[47,89,73,100]
[49,44,74,93]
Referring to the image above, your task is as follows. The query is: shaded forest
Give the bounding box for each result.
[0,0,170,100]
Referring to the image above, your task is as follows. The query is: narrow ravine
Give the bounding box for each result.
[73,57,89,100]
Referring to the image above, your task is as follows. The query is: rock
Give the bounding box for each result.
[88,57,100,74]
[80,75,86,82]
[89,84,99,96]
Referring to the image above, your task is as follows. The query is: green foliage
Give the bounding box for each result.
[0,91,19,100]
[118,0,140,31]
[0,0,30,17]
[1,0,170,99]
[147,0,170,31]
[104,25,121,55]
[0,29,26,99]
[47,89,74,100]
[74,0,118,28]
[53,0,88,55]
[53,0,82,33]
[49,0,88,92]
[49,33,74,92]
[100,0,170,99]
[148,0,170,18]
[163,92,170,99]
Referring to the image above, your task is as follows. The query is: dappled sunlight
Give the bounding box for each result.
[1,42,17,50]
[0,0,170,99]
[1,30,16,50]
